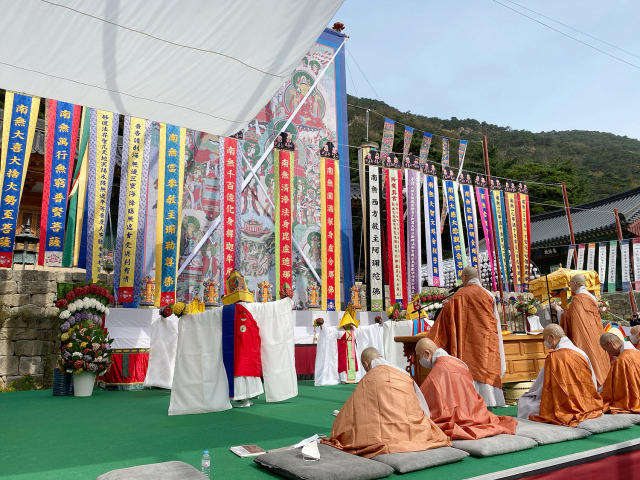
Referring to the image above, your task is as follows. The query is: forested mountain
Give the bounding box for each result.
[346,95,640,215]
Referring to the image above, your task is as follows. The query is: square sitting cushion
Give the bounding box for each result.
[254,444,394,480]
[372,447,469,473]
[577,414,635,434]
[451,434,537,458]
[607,413,640,425]
[516,418,591,445]
[96,461,206,479]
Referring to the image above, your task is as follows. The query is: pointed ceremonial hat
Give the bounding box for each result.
[339,303,359,328]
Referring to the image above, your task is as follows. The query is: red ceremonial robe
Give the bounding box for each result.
[234,304,261,376]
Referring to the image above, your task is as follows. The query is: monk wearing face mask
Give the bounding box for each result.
[415,338,517,440]
[628,325,640,348]
[517,324,604,427]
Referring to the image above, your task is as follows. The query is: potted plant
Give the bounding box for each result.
[59,320,113,397]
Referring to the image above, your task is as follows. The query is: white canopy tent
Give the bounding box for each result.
[0,0,344,136]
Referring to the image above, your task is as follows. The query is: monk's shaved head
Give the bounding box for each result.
[600,332,623,347]
[415,337,438,358]
[543,324,565,338]
[361,347,382,367]
[631,325,640,337]
[571,274,586,287]
[461,266,478,286]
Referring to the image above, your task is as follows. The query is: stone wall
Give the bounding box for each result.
[601,291,640,325]
[0,269,112,389]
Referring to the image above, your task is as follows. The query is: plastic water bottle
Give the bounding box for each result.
[201,450,210,478]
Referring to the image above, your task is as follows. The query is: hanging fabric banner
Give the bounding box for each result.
[598,242,607,286]
[517,183,531,292]
[504,185,522,292]
[621,239,631,293]
[490,183,510,290]
[62,107,90,267]
[586,242,596,271]
[114,117,151,304]
[439,137,450,233]
[442,137,450,167]
[220,134,242,293]
[443,169,467,283]
[403,127,421,299]
[419,132,433,164]
[459,174,480,271]
[155,124,185,306]
[475,177,497,291]
[422,159,442,287]
[38,100,81,267]
[0,92,40,268]
[321,147,341,311]
[633,238,640,291]
[274,137,294,299]
[85,109,119,283]
[363,145,383,310]
[576,244,586,271]
[566,245,575,270]
[608,240,617,293]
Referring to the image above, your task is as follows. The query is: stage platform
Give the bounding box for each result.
[2,382,640,479]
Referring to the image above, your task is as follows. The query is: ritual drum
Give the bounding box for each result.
[503,381,533,406]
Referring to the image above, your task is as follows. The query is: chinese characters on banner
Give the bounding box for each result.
[114,117,151,304]
[155,124,185,305]
[577,244,586,271]
[460,182,480,271]
[38,100,81,267]
[621,240,631,292]
[423,171,442,287]
[444,178,467,282]
[598,242,607,286]
[321,152,341,310]
[0,92,40,268]
[365,147,384,310]
[221,135,242,293]
[504,191,522,291]
[586,242,596,271]
[517,184,531,291]
[608,240,617,292]
[274,145,294,298]
[403,126,421,299]
[386,168,407,308]
[86,109,119,283]
[491,186,511,290]
[633,239,640,291]
[475,182,497,290]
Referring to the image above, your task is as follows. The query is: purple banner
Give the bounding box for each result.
[406,169,421,298]
[475,182,497,291]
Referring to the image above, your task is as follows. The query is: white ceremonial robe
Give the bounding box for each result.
[382,319,414,371]
[143,315,180,389]
[517,336,597,419]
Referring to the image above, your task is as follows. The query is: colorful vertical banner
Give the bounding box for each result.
[386,166,407,307]
[423,162,442,287]
[459,175,480,271]
[620,240,631,293]
[566,245,575,270]
[363,146,383,310]
[598,242,607,286]
[441,137,450,167]
[577,244,586,271]
[475,178,497,290]
[38,100,80,266]
[321,151,341,311]
[154,124,185,306]
[504,188,522,292]
[220,135,242,293]
[443,170,467,283]
[517,183,531,291]
[0,92,40,268]
[403,126,421,299]
[419,133,433,164]
[85,109,119,282]
[274,142,294,299]
[490,185,510,290]
[586,242,596,271]
[114,117,151,304]
[608,240,617,292]
[633,238,640,291]
[62,107,90,267]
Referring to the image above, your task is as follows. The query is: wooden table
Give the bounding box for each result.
[394,333,548,386]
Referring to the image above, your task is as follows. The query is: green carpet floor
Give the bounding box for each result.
[1,382,639,479]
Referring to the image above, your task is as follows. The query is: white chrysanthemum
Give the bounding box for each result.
[105,308,110,316]
[60,310,71,319]
[72,352,82,358]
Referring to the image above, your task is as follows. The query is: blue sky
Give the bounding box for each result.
[331,0,640,140]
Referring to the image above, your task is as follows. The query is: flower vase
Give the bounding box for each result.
[73,372,96,397]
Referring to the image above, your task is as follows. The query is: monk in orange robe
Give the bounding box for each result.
[520,324,603,427]
[628,325,640,348]
[426,266,505,407]
[552,274,610,386]
[600,332,640,413]
[415,338,517,440]
[322,348,450,458]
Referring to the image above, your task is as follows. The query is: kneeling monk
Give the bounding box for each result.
[416,338,517,440]
[600,332,640,414]
[518,324,603,427]
[322,348,450,458]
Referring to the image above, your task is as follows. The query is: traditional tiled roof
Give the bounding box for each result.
[530,186,640,246]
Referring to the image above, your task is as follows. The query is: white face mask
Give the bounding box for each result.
[630,335,639,345]
[419,355,433,369]
[544,340,553,350]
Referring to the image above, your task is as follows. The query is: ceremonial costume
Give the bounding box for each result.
[426,278,506,406]
[558,286,610,386]
[518,337,603,426]
[420,349,517,440]
[322,361,450,458]
[601,341,640,414]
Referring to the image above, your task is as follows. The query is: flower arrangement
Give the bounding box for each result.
[332,22,345,32]
[59,321,112,374]
[598,297,612,320]
[386,302,406,320]
[279,283,294,299]
[313,318,324,328]
[56,283,114,319]
[160,302,187,318]
[374,316,383,324]
[513,294,539,315]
